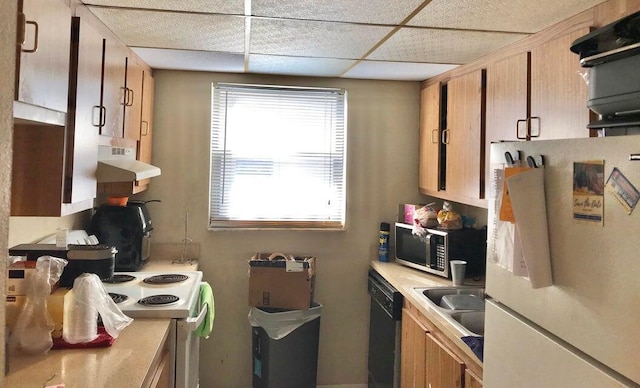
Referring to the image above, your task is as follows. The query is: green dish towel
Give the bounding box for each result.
[196,282,215,338]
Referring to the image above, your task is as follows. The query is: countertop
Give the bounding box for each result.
[6,319,171,388]
[5,258,199,387]
[370,260,484,367]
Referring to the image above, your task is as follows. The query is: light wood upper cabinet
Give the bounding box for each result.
[486,52,529,144]
[444,69,486,202]
[136,68,155,189]
[401,307,427,388]
[124,56,144,141]
[425,333,465,388]
[100,36,127,138]
[419,83,442,194]
[530,27,592,140]
[15,0,71,114]
[63,16,103,205]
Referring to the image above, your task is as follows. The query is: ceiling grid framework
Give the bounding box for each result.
[83,0,607,81]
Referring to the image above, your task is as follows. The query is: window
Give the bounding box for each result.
[209,83,347,229]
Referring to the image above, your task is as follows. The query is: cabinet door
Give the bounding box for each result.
[16,0,71,113]
[64,17,102,204]
[464,368,483,388]
[401,308,427,388]
[425,333,465,388]
[530,27,592,140]
[136,69,155,189]
[444,69,485,200]
[419,83,441,194]
[101,37,127,138]
[124,56,143,141]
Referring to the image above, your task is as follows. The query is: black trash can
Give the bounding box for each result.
[249,303,322,388]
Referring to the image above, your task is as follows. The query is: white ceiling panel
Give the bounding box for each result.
[252,0,425,24]
[408,0,608,33]
[82,0,244,14]
[132,48,245,73]
[87,7,245,52]
[249,54,355,77]
[250,18,393,59]
[82,0,606,80]
[343,61,459,81]
[368,27,528,64]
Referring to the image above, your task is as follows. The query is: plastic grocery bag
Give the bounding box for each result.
[9,256,67,354]
[248,303,322,340]
[63,273,133,344]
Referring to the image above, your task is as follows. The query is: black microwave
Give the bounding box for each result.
[394,223,487,279]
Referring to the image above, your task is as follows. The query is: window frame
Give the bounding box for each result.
[208,82,348,230]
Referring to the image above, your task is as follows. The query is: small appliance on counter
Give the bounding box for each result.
[89,199,158,271]
[7,244,116,287]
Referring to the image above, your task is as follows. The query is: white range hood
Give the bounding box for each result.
[97,146,161,182]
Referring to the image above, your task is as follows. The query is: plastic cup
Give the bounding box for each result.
[450,260,467,286]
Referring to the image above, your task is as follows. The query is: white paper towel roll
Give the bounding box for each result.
[506,168,553,288]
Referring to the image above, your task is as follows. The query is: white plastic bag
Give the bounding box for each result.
[9,256,67,354]
[63,273,133,344]
[248,303,322,340]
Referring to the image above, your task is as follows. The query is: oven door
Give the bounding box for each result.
[176,288,208,388]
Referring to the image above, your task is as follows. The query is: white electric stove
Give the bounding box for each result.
[102,271,203,319]
[102,271,205,388]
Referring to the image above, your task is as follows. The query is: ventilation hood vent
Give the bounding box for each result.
[97,146,161,182]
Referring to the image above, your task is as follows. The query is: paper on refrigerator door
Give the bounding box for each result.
[487,165,529,276]
[505,168,553,288]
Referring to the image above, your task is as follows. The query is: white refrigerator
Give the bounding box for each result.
[484,136,640,387]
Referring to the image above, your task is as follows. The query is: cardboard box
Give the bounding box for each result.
[248,255,316,310]
[6,288,70,338]
[6,261,60,296]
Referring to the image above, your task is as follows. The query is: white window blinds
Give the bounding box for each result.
[209,83,347,229]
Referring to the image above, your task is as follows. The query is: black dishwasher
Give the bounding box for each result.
[367,269,403,388]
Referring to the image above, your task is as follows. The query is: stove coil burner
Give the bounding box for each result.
[109,293,129,304]
[138,294,180,306]
[143,274,189,285]
[103,274,137,284]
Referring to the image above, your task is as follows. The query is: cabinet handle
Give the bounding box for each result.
[92,106,101,127]
[441,129,450,145]
[529,116,541,138]
[121,87,128,106]
[141,120,149,136]
[100,106,106,127]
[431,129,439,144]
[516,119,528,140]
[22,20,39,53]
[126,88,134,107]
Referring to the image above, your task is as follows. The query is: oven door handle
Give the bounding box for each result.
[180,304,208,333]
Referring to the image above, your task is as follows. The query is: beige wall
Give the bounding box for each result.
[140,70,425,387]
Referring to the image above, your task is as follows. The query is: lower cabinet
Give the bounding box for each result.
[401,307,427,388]
[401,300,483,388]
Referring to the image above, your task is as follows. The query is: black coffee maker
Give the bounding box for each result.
[89,200,159,271]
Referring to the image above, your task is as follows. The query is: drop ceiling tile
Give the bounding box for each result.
[248,54,355,77]
[81,0,244,14]
[87,7,245,52]
[408,0,607,33]
[132,48,245,73]
[368,28,527,64]
[343,61,458,81]
[250,18,393,59]
[252,0,425,24]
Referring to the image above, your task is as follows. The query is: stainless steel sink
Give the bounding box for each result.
[410,286,486,337]
[450,311,485,336]
[421,287,485,310]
